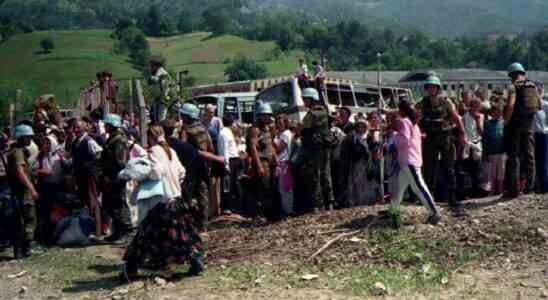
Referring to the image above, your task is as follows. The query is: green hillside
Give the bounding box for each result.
[0,29,138,111]
[0,30,302,114]
[149,32,302,83]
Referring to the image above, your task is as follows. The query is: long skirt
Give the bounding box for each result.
[123,199,203,267]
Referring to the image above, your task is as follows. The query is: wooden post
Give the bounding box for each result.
[10,89,22,136]
[134,79,147,146]
[128,79,134,125]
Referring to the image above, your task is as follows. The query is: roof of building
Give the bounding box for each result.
[399,69,548,84]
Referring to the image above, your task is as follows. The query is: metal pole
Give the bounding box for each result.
[134,79,147,147]
[377,53,385,201]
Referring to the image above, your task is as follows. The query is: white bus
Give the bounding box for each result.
[255,78,413,121]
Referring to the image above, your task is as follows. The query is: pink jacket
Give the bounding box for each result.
[394,118,423,168]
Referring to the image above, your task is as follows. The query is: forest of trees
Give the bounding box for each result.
[1,0,548,72]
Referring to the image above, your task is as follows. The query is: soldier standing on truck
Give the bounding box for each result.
[504,63,541,198]
[416,75,467,217]
[148,56,177,123]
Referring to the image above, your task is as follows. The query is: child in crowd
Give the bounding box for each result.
[387,101,441,228]
[483,104,506,195]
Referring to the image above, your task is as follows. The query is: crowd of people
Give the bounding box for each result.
[0,60,545,281]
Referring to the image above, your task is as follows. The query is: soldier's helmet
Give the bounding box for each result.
[302,88,320,101]
[15,124,35,139]
[424,75,442,89]
[508,62,526,76]
[103,113,122,128]
[180,103,200,120]
[256,103,273,115]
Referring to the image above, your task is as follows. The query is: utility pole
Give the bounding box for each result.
[377,52,385,202]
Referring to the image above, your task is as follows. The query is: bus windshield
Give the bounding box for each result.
[255,82,293,114]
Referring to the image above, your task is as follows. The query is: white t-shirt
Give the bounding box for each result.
[276,129,293,162]
[218,127,239,169]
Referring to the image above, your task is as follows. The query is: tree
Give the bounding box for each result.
[224,55,268,82]
[40,37,55,53]
[177,13,193,34]
[203,8,232,36]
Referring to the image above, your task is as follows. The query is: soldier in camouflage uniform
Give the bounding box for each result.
[248,103,277,220]
[100,114,131,244]
[504,63,540,198]
[180,103,212,231]
[8,125,39,259]
[415,76,467,217]
[148,56,177,123]
[299,88,335,213]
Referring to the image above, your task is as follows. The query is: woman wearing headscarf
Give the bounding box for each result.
[121,125,204,281]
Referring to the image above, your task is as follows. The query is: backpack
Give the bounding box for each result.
[514,80,540,117]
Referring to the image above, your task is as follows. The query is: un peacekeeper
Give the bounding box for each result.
[504,63,541,198]
[416,75,467,217]
[180,103,212,231]
[300,88,335,213]
[100,114,131,244]
[8,125,39,259]
[249,103,277,220]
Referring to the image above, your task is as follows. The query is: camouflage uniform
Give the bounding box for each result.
[7,147,36,253]
[249,124,276,219]
[416,96,460,209]
[100,130,131,236]
[185,121,210,230]
[149,67,177,122]
[505,80,538,195]
[300,105,335,210]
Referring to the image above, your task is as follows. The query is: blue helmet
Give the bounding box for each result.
[256,103,273,115]
[103,113,122,128]
[15,124,34,139]
[180,103,200,120]
[302,88,320,101]
[508,62,526,76]
[424,75,442,89]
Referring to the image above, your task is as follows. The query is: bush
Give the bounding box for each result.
[224,54,268,82]
[40,37,55,53]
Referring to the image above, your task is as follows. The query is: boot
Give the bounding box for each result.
[427,214,441,225]
[22,240,32,257]
[13,245,22,260]
[119,261,138,283]
[188,257,205,276]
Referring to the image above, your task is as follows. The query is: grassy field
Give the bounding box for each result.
[0,30,301,115]
[0,30,139,112]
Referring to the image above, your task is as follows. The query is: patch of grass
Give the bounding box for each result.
[207,228,496,297]
[20,246,120,289]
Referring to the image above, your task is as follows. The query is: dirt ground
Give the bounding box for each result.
[0,194,547,300]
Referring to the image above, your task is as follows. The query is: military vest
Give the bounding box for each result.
[186,122,209,152]
[513,80,540,118]
[420,96,454,133]
[302,105,331,150]
[101,131,128,178]
[7,147,32,202]
[257,125,274,161]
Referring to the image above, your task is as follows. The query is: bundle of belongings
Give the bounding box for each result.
[119,158,166,224]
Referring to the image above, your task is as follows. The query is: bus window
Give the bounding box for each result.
[194,96,218,115]
[224,97,238,120]
[355,92,379,107]
[240,101,255,124]
[256,82,293,114]
[325,83,340,105]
